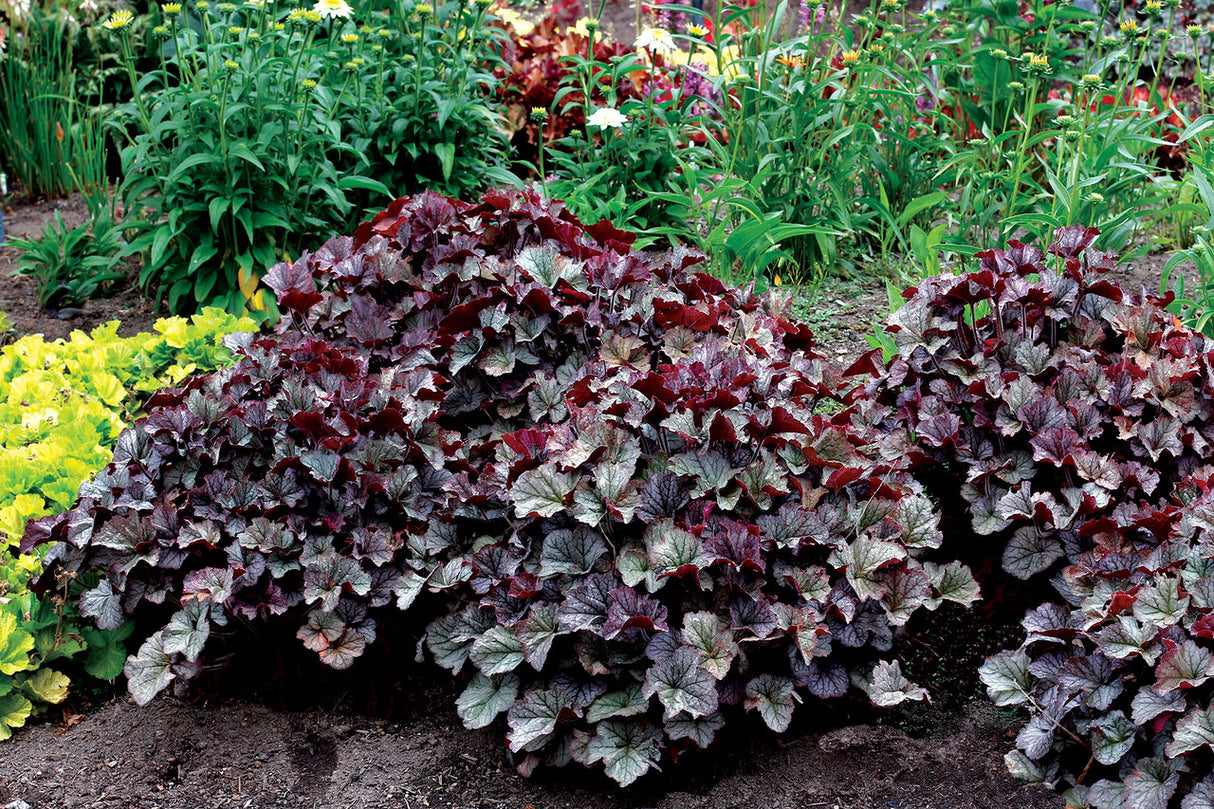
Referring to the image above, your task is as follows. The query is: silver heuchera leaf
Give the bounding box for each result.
[880,566,932,626]
[539,529,608,576]
[681,611,739,680]
[829,537,905,601]
[1098,615,1159,664]
[922,560,980,609]
[1002,528,1063,580]
[1166,705,1214,757]
[1016,714,1055,760]
[979,649,1032,706]
[642,647,719,719]
[161,602,210,662]
[511,465,576,518]
[1134,578,1189,628]
[507,688,570,753]
[1131,686,1185,726]
[664,710,725,748]
[456,672,520,730]
[893,493,942,549]
[586,719,662,787]
[586,682,647,724]
[616,546,659,593]
[1123,757,1180,809]
[124,630,175,706]
[1155,640,1214,693]
[79,579,124,630]
[518,603,561,669]
[1181,775,1214,809]
[1090,710,1135,765]
[863,659,928,707]
[468,626,525,675]
[743,673,799,732]
[393,570,429,610]
[1004,749,1052,785]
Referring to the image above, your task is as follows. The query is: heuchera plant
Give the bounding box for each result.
[980,476,1214,809]
[26,189,977,785]
[847,226,1211,585]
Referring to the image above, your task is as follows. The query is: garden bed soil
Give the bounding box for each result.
[0,193,158,342]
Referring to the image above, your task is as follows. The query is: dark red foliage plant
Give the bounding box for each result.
[25,189,977,786]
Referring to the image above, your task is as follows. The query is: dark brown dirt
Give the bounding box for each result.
[0,193,159,341]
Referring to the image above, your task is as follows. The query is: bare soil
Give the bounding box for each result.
[0,193,159,342]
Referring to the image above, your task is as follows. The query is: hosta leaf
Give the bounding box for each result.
[0,692,32,741]
[1002,528,1063,580]
[1155,640,1214,693]
[586,682,647,723]
[1090,710,1135,765]
[587,719,662,787]
[664,710,725,748]
[979,649,1033,706]
[540,529,608,576]
[456,672,520,730]
[744,673,799,732]
[469,626,525,675]
[642,647,718,719]
[863,659,928,707]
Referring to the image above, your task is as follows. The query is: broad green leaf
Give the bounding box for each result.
[0,613,33,676]
[469,626,525,675]
[511,465,576,518]
[587,719,662,787]
[456,673,519,730]
[20,667,69,704]
[979,649,1032,706]
[0,692,32,740]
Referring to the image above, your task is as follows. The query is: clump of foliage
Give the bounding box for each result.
[980,483,1214,808]
[27,189,977,784]
[850,225,1206,585]
[108,0,514,314]
[846,224,1214,807]
[0,309,256,739]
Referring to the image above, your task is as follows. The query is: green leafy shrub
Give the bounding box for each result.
[0,308,255,737]
[27,190,977,785]
[9,206,131,310]
[109,0,514,314]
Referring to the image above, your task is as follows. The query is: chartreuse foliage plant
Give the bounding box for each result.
[27,190,976,784]
[0,308,255,739]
